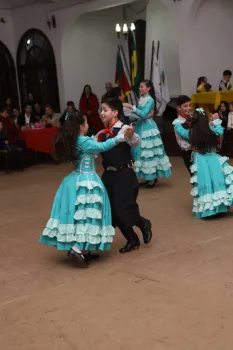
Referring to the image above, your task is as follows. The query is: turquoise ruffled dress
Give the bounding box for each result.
[131,94,172,181]
[39,135,120,251]
[174,121,233,218]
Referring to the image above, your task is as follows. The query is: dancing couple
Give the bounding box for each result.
[39,96,153,267]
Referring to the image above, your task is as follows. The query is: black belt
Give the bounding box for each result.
[104,163,133,172]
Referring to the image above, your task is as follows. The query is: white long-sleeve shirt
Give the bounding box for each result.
[228,112,233,129]
[95,120,140,147]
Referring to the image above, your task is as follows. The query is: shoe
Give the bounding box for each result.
[83,252,100,261]
[145,179,157,188]
[68,248,89,267]
[139,181,149,188]
[140,218,152,244]
[119,241,140,253]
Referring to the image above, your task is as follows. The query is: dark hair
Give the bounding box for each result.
[54,111,86,161]
[24,103,32,109]
[82,85,94,98]
[218,101,229,115]
[102,98,130,124]
[45,104,54,113]
[176,95,191,106]
[67,101,75,107]
[142,79,156,101]
[196,76,206,89]
[111,87,122,98]
[223,70,232,77]
[189,111,218,154]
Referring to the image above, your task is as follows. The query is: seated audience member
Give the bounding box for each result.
[196,77,212,93]
[27,93,34,107]
[227,102,233,131]
[41,105,60,128]
[4,97,13,116]
[34,102,43,119]
[0,119,23,170]
[0,109,20,144]
[60,101,76,126]
[12,107,20,126]
[101,82,114,103]
[217,101,229,129]
[219,70,232,91]
[18,104,37,129]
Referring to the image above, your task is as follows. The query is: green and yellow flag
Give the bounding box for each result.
[131,32,140,97]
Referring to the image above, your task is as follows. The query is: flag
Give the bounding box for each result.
[115,47,132,96]
[151,41,170,116]
[131,32,140,97]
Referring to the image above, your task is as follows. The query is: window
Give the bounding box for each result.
[17,29,60,112]
[0,41,18,110]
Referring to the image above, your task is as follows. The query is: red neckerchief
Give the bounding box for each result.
[97,121,118,142]
[180,113,192,128]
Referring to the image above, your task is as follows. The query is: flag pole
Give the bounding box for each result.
[156,40,160,60]
[119,44,134,104]
[150,40,155,80]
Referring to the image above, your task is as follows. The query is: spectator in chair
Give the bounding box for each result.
[18,104,37,129]
[4,97,13,116]
[60,101,77,126]
[34,102,44,120]
[41,105,60,128]
[12,107,20,126]
[0,119,23,170]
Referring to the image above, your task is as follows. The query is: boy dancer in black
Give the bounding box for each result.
[98,98,152,253]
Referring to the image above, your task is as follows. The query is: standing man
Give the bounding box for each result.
[101,82,114,103]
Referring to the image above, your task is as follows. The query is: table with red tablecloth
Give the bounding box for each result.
[20,128,58,154]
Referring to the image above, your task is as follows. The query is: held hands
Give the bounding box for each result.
[124,125,134,138]
[123,103,133,110]
[117,124,134,142]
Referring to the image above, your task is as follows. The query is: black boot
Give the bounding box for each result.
[139,217,152,244]
[83,252,100,261]
[119,241,140,253]
[145,179,158,188]
[68,248,89,267]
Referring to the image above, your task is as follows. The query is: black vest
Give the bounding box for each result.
[182,120,190,130]
[100,125,132,168]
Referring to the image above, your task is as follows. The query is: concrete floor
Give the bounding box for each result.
[1,157,233,350]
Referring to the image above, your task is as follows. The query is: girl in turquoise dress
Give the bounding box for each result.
[174,108,233,219]
[123,79,171,188]
[39,112,130,266]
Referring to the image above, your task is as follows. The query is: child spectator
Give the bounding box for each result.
[196,77,212,93]
[219,70,232,91]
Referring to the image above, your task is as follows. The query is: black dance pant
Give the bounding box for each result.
[181,150,192,175]
[102,169,145,244]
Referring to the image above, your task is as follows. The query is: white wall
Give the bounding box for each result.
[61,8,120,105]
[179,0,233,96]
[61,2,146,105]
[2,0,144,110]
[145,0,181,97]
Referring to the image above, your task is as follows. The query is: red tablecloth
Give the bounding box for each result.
[20,128,58,154]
